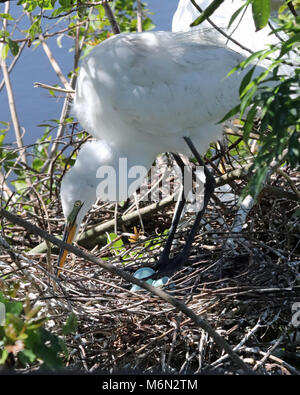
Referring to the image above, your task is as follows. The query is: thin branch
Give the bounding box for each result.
[103,2,121,34]
[276,168,300,200]
[0,41,26,93]
[0,2,27,167]
[137,0,143,33]
[34,82,75,94]
[42,11,92,172]
[41,0,114,20]
[287,1,298,17]
[38,33,73,91]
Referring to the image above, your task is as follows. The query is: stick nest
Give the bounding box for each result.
[0,132,299,375]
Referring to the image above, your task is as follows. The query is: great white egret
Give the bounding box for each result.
[57,26,268,277]
[58,0,295,277]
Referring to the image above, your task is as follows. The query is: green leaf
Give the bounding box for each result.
[7,39,19,56]
[218,104,240,123]
[27,317,48,330]
[26,328,65,370]
[11,179,28,194]
[0,13,14,20]
[143,18,155,31]
[190,0,225,27]
[1,44,9,60]
[228,4,247,29]
[288,131,300,168]
[243,105,258,142]
[108,232,123,248]
[251,0,271,31]
[32,158,44,171]
[0,349,8,365]
[239,66,256,97]
[18,349,36,365]
[63,312,78,335]
[0,294,23,316]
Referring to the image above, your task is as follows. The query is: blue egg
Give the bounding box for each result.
[130,267,170,291]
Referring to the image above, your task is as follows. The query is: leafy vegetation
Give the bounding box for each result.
[193,0,300,199]
[229,4,300,198]
[0,292,67,369]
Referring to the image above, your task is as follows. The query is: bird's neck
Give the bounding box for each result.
[90,140,155,203]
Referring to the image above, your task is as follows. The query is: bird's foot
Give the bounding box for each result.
[147,252,188,280]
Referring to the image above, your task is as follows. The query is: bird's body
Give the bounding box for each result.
[62,30,261,228]
[58,0,291,275]
[74,30,244,154]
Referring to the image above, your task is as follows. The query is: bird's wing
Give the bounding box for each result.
[74,31,245,145]
[112,32,244,132]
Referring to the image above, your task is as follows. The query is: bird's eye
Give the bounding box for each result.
[74,200,82,207]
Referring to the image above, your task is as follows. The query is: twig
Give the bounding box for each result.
[224,127,260,141]
[41,0,114,20]
[42,12,92,172]
[34,82,75,95]
[287,1,298,17]
[137,0,143,33]
[242,346,299,375]
[103,2,120,34]
[38,33,73,91]
[208,316,264,369]
[276,168,300,200]
[0,1,29,180]
[0,41,26,93]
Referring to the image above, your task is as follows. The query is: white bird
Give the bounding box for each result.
[57,9,270,277]
[57,29,265,276]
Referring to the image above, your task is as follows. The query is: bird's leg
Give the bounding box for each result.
[153,137,216,278]
[154,153,187,266]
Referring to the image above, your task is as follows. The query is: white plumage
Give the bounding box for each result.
[58,1,282,274]
[61,30,260,228]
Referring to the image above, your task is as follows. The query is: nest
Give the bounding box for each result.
[0,131,299,375]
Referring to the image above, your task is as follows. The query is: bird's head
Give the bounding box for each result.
[58,184,96,276]
[57,146,101,276]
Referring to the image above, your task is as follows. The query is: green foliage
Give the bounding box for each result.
[191,0,225,27]
[0,293,67,370]
[63,312,78,335]
[191,0,296,32]
[2,1,154,58]
[104,228,167,262]
[251,0,271,30]
[222,12,300,199]
[113,0,155,32]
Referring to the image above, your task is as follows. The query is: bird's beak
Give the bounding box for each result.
[57,221,77,277]
[57,200,83,277]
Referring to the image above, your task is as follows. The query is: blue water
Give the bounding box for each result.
[0,1,178,146]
